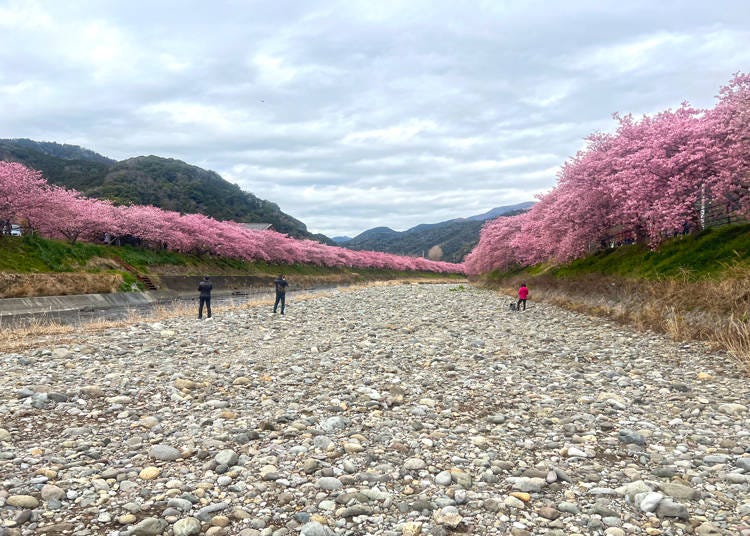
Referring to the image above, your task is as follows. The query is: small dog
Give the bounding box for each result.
[509,302,517,311]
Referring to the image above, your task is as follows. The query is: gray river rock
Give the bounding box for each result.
[0,283,749,535]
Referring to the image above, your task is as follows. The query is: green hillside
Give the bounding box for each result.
[537,223,750,281]
[341,204,534,263]
[344,220,485,263]
[0,139,328,242]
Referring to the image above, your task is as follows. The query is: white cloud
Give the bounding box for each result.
[0,1,53,29]
[573,32,690,74]
[342,119,439,145]
[252,53,298,86]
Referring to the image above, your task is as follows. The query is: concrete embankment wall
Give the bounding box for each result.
[157,275,276,292]
[0,290,177,318]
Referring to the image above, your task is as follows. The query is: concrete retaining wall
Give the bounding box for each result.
[0,290,178,318]
[158,275,276,292]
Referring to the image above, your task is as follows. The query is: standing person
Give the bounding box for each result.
[198,275,213,319]
[517,282,529,312]
[273,274,288,314]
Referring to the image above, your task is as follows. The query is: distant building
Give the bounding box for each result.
[240,223,274,231]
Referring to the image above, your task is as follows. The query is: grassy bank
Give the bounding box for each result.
[0,234,463,298]
[474,223,750,372]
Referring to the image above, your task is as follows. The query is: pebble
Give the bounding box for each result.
[148,443,182,461]
[5,495,39,508]
[0,284,748,535]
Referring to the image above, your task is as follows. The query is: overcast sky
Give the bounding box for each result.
[1,1,748,237]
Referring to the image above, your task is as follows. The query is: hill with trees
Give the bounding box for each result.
[0,139,325,241]
[340,203,534,263]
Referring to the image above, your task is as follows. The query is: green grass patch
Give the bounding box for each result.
[0,235,101,272]
[483,223,750,282]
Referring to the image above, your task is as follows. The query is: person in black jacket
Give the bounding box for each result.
[198,275,213,319]
[273,274,288,314]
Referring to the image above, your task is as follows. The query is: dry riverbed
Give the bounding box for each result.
[0,283,748,536]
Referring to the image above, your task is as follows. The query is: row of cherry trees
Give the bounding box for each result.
[0,162,463,273]
[465,73,750,275]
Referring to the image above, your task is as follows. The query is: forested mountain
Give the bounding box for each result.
[0,138,326,241]
[342,221,483,263]
[340,203,533,263]
[467,202,535,220]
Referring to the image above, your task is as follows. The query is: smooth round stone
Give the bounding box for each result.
[343,442,364,453]
[149,444,182,461]
[504,496,525,509]
[118,514,137,524]
[300,521,334,536]
[41,484,65,501]
[566,446,588,457]
[211,515,231,527]
[130,517,169,535]
[557,501,580,514]
[435,471,452,486]
[6,495,39,508]
[173,517,202,536]
[538,506,560,520]
[451,471,473,488]
[315,477,342,490]
[139,416,160,429]
[169,498,193,512]
[638,492,664,513]
[321,417,349,433]
[717,403,748,416]
[139,466,161,480]
[403,458,426,470]
[318,500,336,511]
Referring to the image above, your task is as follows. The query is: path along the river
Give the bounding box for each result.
[0,283,748,536]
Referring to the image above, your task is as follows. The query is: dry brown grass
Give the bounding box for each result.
[716,315,750,373]
[0,316,82,352]
[484,268,750,373]
[0,272,124,298]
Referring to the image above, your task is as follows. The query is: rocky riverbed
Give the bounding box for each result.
[0,283,748,536]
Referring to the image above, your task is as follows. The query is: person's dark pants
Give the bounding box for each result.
[199,297,212,318]
[273,292,285,314]
[516,299,526,311]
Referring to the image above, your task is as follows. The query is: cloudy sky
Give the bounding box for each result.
[1,1,749,237]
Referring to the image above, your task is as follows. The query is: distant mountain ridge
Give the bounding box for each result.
[466,202,535,221]
[0,138,328,242]
[340,202,534,263]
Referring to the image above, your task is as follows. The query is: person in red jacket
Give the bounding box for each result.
[517,282,529,311]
